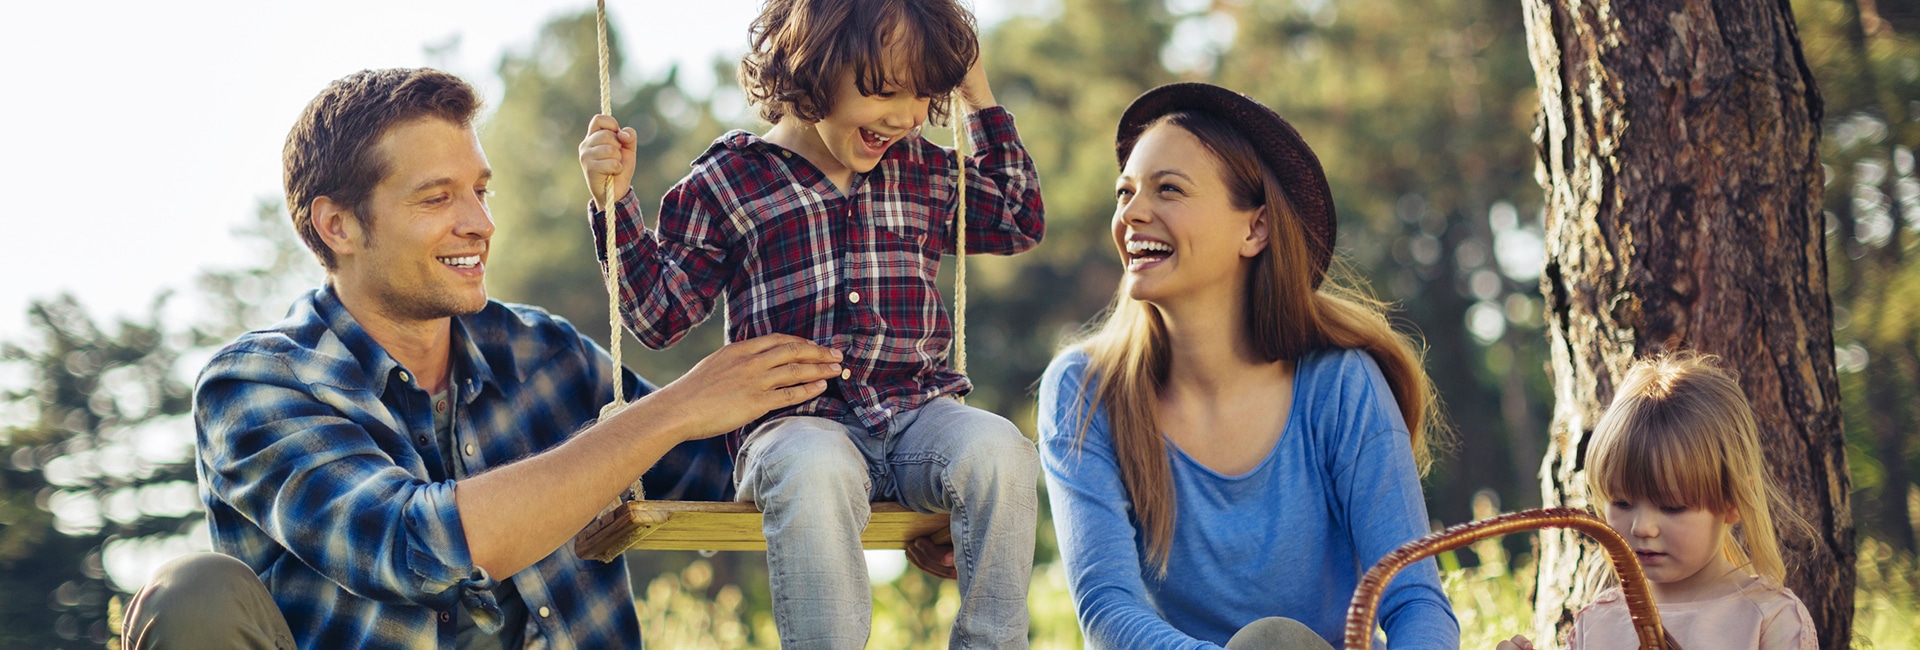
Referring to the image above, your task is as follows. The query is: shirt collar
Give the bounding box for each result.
[311,284,501,401]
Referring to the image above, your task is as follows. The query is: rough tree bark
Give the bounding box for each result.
[1522,0,1855,646]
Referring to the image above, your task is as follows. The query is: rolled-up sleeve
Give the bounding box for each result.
[196,349,495,611]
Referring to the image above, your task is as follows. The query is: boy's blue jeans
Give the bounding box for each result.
[735,397,1039,649]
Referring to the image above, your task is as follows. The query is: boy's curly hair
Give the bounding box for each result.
[739,0,978,126]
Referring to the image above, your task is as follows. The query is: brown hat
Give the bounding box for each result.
[1116,82,1336,288]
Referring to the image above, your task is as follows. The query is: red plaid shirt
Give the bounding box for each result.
[591,107,1044,439]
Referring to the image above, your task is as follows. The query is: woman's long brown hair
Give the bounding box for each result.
[1073,111,1443,572]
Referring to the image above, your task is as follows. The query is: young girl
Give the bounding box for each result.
[1499,353,1816,649]
[579,0,1044,647]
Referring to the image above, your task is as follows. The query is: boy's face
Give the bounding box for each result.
[814,64,930,175]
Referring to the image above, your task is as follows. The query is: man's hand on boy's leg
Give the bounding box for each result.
[579,114,637,209]
[906,532,957,580]
[643,334,843,442]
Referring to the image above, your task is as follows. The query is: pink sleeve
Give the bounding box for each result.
[1758,590,1818,650]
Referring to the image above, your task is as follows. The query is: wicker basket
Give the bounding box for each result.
[1342,507,1678,650]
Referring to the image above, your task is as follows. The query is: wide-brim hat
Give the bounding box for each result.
[1115,82,1336,288]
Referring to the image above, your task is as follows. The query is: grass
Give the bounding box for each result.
[637,536,1920,648]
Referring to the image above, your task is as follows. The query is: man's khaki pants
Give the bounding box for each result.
[121,552,295,649]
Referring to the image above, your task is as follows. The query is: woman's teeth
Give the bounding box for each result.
[1125,240,1172,258]
[439,255,480,269]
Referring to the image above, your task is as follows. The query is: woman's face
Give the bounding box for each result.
[1111,123,1268,306]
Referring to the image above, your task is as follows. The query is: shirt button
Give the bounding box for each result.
[439,611,451,623]
[417,435,429,445]
[840,369,852,380]
[399,370,412,383]
[464,443,475,456]
[538,606,552,618]
[435,400,448,413]
[848,291,861,303]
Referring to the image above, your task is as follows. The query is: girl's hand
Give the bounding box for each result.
[956,54,997,114]
[579,114,637,209]
[1495,634,1534,650]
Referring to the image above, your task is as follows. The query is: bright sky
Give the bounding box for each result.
[0,0,1024,344]
[1,0,1027,591]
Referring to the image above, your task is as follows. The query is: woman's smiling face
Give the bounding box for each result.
[1111,122,1267,306]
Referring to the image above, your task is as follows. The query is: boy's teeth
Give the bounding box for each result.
[439,255,480,268]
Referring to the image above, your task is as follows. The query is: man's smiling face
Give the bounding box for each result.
[336,117,496,322]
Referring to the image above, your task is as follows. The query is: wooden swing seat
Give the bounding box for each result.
[575,500,951,562]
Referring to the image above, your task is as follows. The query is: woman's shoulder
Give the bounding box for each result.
[1038,347,1103,442]
[1040,347,1096,397]
[1296,347,1388,386]
[1293,347,1401,426]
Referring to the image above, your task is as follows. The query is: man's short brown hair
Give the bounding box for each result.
[283,68,481,270]
[739,0,978,127]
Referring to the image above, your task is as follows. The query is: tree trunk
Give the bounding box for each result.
[1522,0,1855,646]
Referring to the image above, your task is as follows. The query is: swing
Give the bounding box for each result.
[571,0,960,564]
[1343,507,1678,650]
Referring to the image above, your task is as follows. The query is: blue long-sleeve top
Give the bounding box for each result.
[1039,347,1460,649]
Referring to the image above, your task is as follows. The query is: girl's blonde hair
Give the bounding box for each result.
[1584,352,1808,583]
[1072,111,1443,572]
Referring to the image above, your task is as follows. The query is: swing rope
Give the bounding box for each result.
[953,117,968,383]
[596,0,625,420]
[595,0,650,510]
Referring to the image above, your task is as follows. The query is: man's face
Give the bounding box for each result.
[339,118,495,322]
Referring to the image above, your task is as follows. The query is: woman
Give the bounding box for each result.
[1039,83,1460,649]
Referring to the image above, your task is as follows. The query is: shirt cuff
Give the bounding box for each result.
[460,571,507,634]
[965,106,1018,151]
[586,192,646,264]
[402,481,496,610]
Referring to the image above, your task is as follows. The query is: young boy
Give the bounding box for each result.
[578,0,1044,646]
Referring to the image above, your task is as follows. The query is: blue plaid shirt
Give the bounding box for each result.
[195,285,730,649]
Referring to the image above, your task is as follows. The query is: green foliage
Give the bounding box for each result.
[0,291,194,647]
[0,202,317,647]
[1796,0,1920,558]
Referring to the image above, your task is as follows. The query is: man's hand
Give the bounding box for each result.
[905,530,957,580]
[955,53,997,114]
[629,334,842,442]
[1495,634,1534,650]
[580,114,637,209]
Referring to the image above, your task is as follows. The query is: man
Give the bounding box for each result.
[121,68,843,648]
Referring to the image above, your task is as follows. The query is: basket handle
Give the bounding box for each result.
[1342,507,1674,650]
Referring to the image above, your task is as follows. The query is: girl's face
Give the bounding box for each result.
[1111,123,1268,306]
[1604,497,1740,600]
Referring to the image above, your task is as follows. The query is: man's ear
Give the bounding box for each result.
[1240,205,1272,259]
[312,196,364,261]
